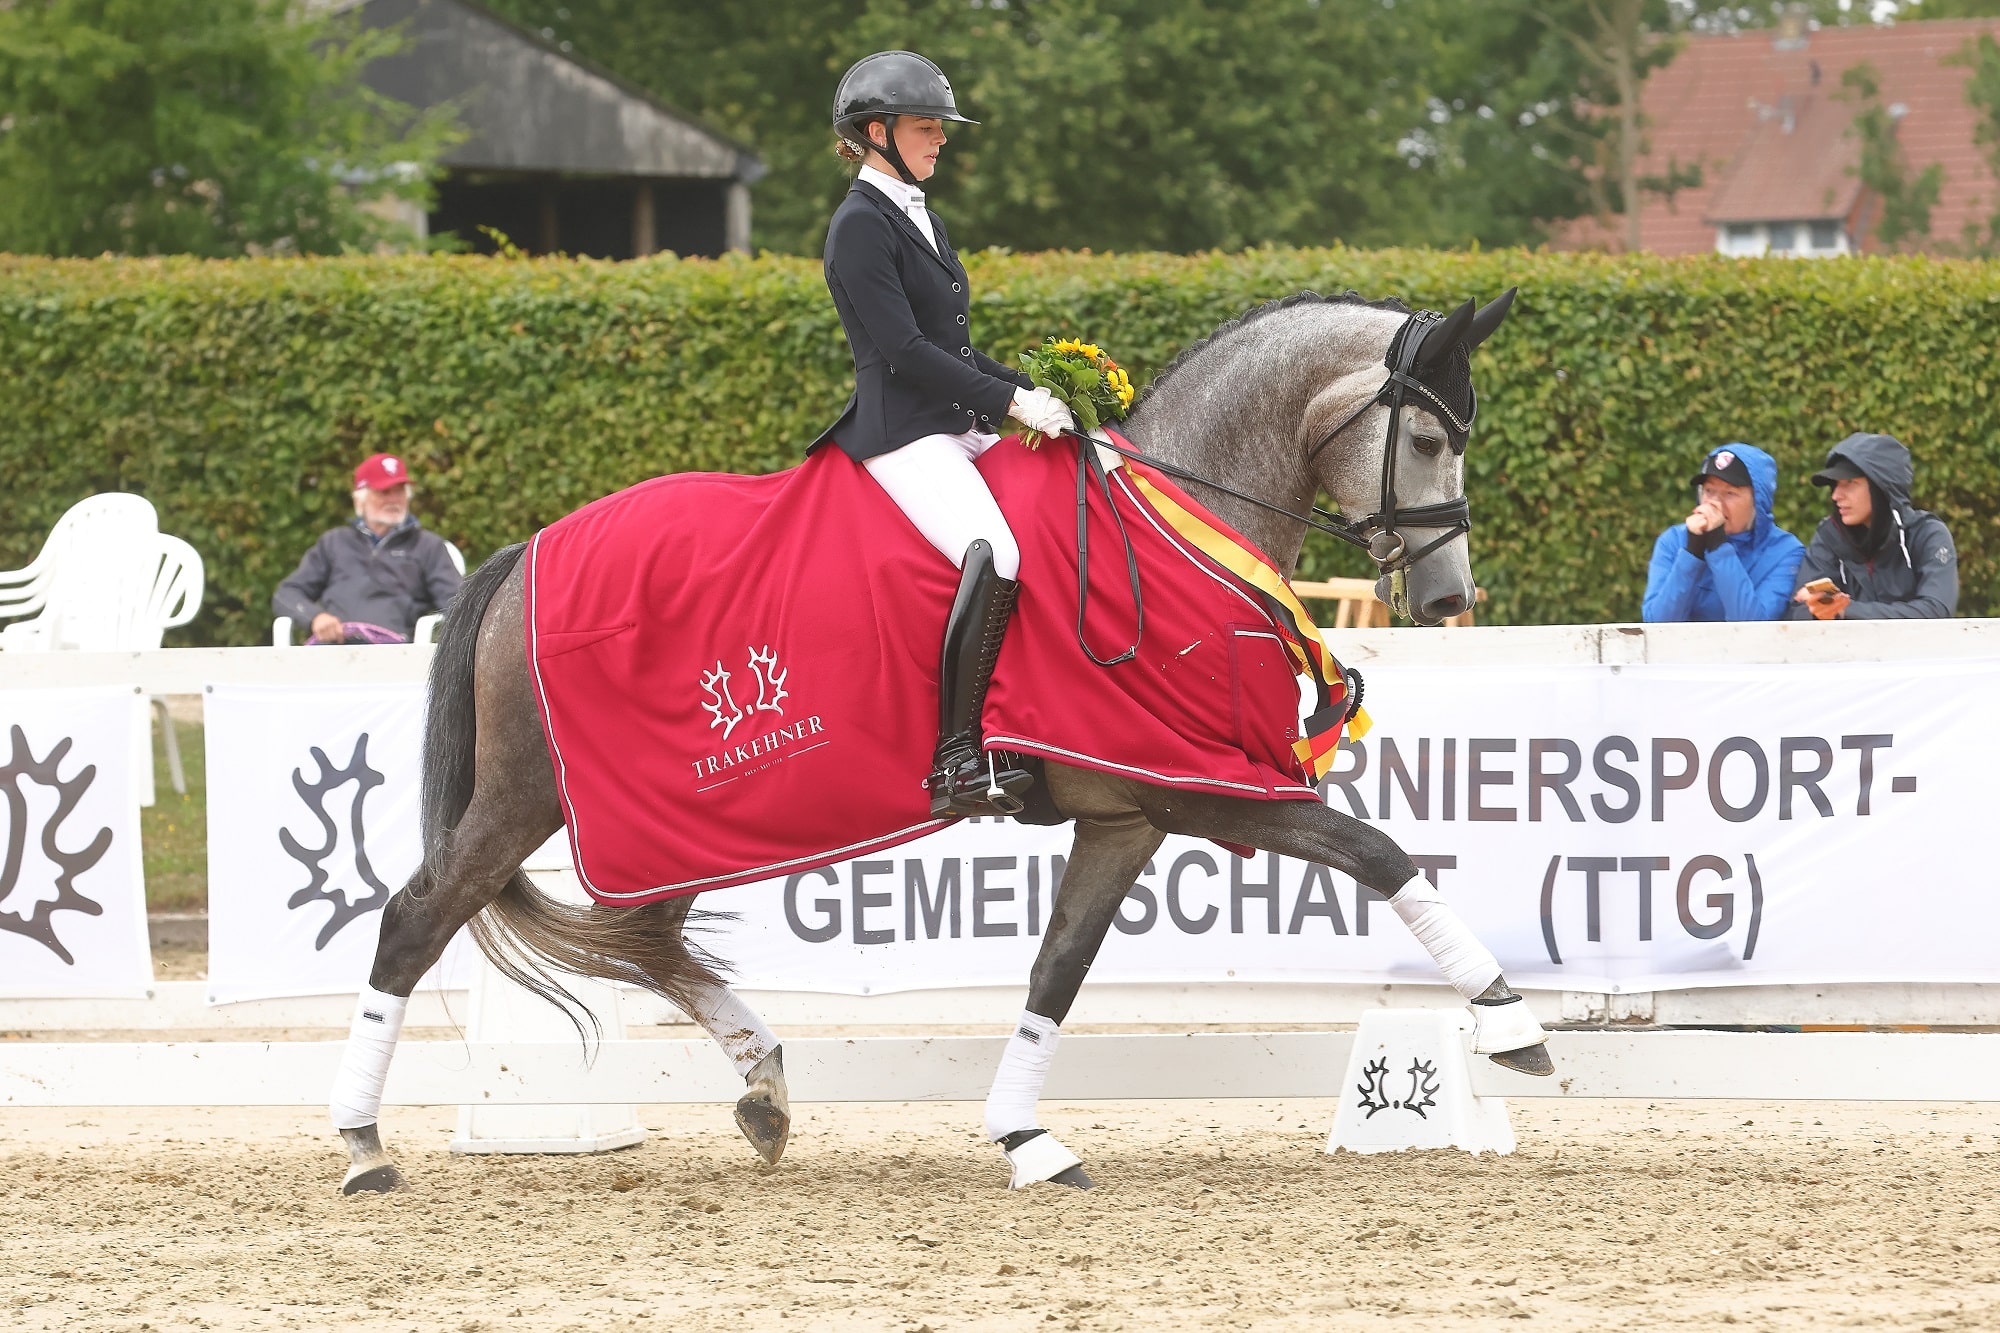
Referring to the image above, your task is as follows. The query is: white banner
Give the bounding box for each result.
[0,688,151,998]
[197,660,2000,999]
[697,659,2000,994]
[204,684,472,1004]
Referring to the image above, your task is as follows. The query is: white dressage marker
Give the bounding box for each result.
[1327,1008,1514,1156]
[450,839,648,1155]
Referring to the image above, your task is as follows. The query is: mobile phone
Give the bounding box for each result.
[1801,577,1838,602]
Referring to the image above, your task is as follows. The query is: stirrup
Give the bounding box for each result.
[928,746,1031,818]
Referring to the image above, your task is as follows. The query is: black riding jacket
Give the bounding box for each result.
[811,180,1031,461]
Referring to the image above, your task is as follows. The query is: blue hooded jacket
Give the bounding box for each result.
[1642,443,1804,623]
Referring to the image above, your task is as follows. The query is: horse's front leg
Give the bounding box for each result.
[1131,789,1553,1075]
[984,802,1164,1190]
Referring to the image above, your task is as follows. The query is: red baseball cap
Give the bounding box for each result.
[354,453,411,491]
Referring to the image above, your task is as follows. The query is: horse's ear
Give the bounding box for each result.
[1415,298,1475,369]
[1467,287,1517,349]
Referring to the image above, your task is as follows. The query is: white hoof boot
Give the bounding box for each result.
[1471,996,1553,1075]
[996,1128,1093,1190]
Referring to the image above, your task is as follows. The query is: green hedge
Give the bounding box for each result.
[3,248,1996,644]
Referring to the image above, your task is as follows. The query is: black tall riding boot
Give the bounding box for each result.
[928,540,1035,818]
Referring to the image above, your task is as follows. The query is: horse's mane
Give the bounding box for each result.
[1138,289,1412,405]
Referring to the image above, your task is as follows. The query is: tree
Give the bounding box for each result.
[1948,31,2000,251]
[1840,60,1944,249]
[488,0,1616,254]
[0,0,459,257]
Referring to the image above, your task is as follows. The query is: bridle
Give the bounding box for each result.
[1083,309,1475,620]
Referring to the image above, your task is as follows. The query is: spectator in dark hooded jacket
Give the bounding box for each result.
[1643,443,1804,622]
[1787,433,1956,621]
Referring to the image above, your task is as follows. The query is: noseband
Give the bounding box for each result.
[1089,309,1474,611]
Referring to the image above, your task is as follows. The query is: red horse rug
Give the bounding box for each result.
[524,434,1356,904]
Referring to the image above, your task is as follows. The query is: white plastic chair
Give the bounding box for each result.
[0,493,161,646]
[0,497,203,800]
[273,539,466,646]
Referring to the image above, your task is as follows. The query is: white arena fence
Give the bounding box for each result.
[3,619,1997,1111]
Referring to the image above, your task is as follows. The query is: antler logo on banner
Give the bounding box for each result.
[0,725,112,965]
[281,734,392,949]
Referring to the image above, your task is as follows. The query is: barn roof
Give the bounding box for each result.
[351,0,764,182]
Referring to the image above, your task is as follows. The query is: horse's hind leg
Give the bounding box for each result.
[1131,789,1554,1076]
[651,896,790,1165]
[335,790,562,1193]
[332,553,564,1192]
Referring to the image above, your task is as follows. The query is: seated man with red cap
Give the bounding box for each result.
[273,453,464,644]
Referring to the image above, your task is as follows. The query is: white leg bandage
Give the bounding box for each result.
[1388,874,1502,1001]
[983,1010,1059,1141]
[328,986,409,1130]
[686,979,779,1079]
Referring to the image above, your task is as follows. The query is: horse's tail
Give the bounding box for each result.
[418,541,528,861]
[420,540,724,1038]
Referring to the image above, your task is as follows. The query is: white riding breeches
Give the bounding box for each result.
[863,430,1021,580]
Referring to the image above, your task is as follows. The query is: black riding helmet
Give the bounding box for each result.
[833,51,976,186]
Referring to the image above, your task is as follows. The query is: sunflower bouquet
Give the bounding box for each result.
[1014,336,1136,447]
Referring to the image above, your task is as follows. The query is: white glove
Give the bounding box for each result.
[1010,386,1076,437]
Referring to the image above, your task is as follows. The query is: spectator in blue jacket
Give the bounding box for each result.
[1643,443,1803,622]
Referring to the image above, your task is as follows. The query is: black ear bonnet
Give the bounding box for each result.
[1383,314,1476,453]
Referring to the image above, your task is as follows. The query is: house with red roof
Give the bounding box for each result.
[1561,17,2000,255]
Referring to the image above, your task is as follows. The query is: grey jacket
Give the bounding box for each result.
[1786,432,1957,620]
[273,517,463,640]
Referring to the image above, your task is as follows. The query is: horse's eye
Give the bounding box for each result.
[1413,435,1444,457]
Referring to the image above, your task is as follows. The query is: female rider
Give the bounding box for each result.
[811,50,1075,818]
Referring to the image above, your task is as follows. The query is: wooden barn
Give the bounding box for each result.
[350,0,764,258]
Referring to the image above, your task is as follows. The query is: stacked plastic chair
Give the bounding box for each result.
[0,493,205,800]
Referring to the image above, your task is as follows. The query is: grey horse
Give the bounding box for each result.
[331,288,1550,1196]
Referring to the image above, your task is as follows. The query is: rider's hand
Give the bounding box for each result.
[310,612,344,643]
[1010,386,1076,437]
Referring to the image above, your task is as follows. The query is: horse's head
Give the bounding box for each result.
[1303,289,1515,626]
[1125,287,1515,626]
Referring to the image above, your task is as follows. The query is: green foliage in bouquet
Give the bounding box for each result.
[1014,337,1136,444]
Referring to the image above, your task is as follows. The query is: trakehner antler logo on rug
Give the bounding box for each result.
[691,644,826,790]
[0,725,112,965]
[700,644,788,739]
[281,735,392,949]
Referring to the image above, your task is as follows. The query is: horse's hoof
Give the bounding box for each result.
[733,1093,791,1166]
[1488,1043,1555,1077]
[341,1162,408,1195]
[734,1046,791,1166]
[1049,1164,1096,1191]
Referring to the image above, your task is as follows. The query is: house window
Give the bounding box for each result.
[1809,220,1842,252]
[1719,223,1763,256]
[1766,222,1798,254]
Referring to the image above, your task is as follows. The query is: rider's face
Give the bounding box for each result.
[869,117,946,181]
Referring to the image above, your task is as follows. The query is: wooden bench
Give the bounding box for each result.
[1291,577,1486,629]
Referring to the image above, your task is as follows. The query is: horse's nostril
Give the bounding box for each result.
[1424,594,1467,622]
